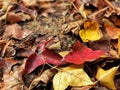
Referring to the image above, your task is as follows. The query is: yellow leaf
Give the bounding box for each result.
[53,65,94,90]
[58,51,70,57]
[79,21,103,42]
[96,66,119,90]
[48,42,61,50]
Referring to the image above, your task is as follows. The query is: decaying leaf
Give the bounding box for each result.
[3,23,32,40]
[79,21,103,42]
[118,35,120,57]
[1,58,28,90]
[96,66,119,90]
[7,12,31,23]
[0,0,17,11]
[103,18,120,39]
[78,3,92,19]
[63,40,105,64]
[53,65,94,90]
[22,0,37,6]
[29,68,57,89]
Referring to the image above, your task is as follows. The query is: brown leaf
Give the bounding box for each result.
[29,68,57,89]
[0,58,28,90]
[7,12,31,23]
[3,24,32,40]
[89,39,110,53]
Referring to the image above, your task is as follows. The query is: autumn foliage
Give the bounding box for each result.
[0,0,120,90]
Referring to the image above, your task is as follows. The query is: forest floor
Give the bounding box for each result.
[0,0,120,90]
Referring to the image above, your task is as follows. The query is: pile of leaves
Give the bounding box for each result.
[0,0,120,90]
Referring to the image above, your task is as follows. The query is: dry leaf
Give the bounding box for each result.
[58,51,70,57]
[48,41,61,50]
[22,0,37,6]
[3,23,32,40]
[79,21,103,42]
[96,66,119,90]
[103,18,120,39]
[78,3,92,19]
[118,35,120,56]
[53,65,94,90]
[1,58,28,90]
[29,68,57,89]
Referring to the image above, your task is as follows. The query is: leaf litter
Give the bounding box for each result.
[0,0,120,90]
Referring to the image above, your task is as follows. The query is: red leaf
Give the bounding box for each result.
[63,41,105,64]
[24,40,65,74]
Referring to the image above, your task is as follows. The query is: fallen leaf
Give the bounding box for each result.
[63,40,105,64]
[71,85,94,90]
[48,41,61,50]
[1,58,28,90]
[22,0,37,6]
[7,12,31,23]
[0,0,17,11]
[79,21,103,42]
[78,3,92,19]
[29,68,57,89]
[24,40,65,74]
[89,39,110,53]
[53,65,94,90]
[58,51,70,57]
[103,18,120,39]
[3,23,32,40]
[1,40,11,57]
[96,66,119,90]
[118,35,120,56]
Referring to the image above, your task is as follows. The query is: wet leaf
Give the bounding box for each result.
[63,41,105,64]
[96,66,119,90]
[79,21,103,42]
[53,65,94,90]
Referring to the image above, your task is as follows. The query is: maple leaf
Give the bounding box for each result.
[63,41,105,64]
[79,21,103,42]
[53,65,94,90]
[96,66,119,90]
[24,40,65,74]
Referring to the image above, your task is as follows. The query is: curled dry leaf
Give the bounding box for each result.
[53,65,94,90]
[79,21,103,42]
[96,66,119,90]
[62,19,86,34]
[29,68,57,89]
[63,40,105,64]
[1,40,11,57]
[7,12,31,23]
[78,3,92,19]
[1,58,28,90]
[0,0,18,11]
[3,23,32,40]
